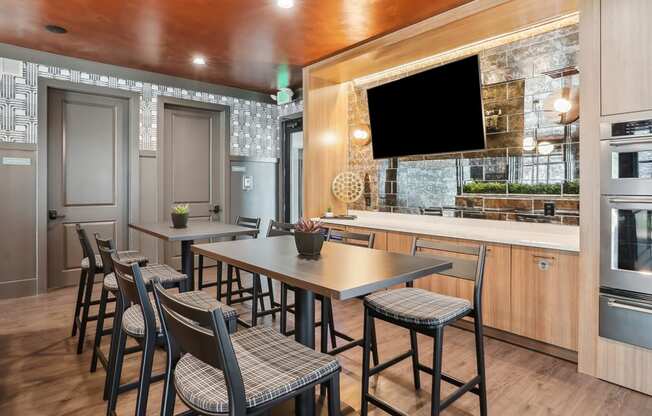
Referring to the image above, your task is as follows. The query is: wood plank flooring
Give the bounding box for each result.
[1,270,651,415]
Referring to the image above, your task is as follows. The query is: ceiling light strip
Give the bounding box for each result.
[352,12,579,87]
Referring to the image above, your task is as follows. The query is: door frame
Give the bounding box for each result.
[278,112,303,222]
[156,96,231,226]
[36,78,141,293]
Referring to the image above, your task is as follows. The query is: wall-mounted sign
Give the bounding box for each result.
[242,175,254,191]
[2,157,31,166]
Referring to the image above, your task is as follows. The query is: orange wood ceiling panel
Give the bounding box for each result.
[0,0,472,93]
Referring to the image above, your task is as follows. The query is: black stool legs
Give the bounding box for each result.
[360,308,488,416]
[71,269,87,337]
[76,267,96,354]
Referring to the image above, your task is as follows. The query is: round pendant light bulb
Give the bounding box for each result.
[553,97,572,113]
[192,56,206,65]
[353,128,369,140]
[277,0,294,8]
[350,123,371,146]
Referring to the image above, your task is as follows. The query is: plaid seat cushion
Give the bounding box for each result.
[104,264,186,292]
[81,255,103,270]
[174,327,340,413]
[81,251,148,269]
[365,287,472,327]
[140,264,188,284]
[103,273,118,291]
[122,291,238,338]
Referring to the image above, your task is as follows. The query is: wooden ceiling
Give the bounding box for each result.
[0,0,472,93]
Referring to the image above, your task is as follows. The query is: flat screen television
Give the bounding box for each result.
[367,55,486,159]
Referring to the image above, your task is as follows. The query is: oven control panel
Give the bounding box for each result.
[612,118,652,138]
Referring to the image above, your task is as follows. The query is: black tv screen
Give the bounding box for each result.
[367,55,486,159]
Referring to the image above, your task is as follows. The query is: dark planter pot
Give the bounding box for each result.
[171,212,189,228]
[294,231,324,257]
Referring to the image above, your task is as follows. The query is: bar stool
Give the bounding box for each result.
[153,279,341,416]
[360,237,488,416]
[71,224,148,354]
[90,235,187,400]
[197,216,260,294]
[106,253,238,415]
[222,217,282,328]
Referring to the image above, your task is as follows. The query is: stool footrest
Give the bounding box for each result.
[365,394,409,416]
[328,339,363,356]
[369,351,412,377]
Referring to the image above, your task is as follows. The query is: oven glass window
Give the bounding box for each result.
[616,209,652,273]
[612,151,652,179]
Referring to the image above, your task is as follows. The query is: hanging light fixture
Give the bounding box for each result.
[350,123,371,146]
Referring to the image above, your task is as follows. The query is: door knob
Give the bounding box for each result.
[210,205,221,214]
[48,209,66,220]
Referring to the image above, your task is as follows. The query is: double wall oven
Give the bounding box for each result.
[600,118,652,350]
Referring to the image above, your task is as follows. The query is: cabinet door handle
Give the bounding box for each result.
[533,255,554,271]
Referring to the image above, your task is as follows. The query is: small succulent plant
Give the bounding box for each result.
[171,203,190,215]
[326,207,332,213]
[295,218,323,234]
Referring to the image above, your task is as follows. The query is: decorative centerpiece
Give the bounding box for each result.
[171,204,189,228]
[294,218,324,257]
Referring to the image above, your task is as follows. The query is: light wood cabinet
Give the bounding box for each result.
[480,244,512,331]
[511,246,579,350]
[386,232,413,254]
[601,0,652,115]
[333,226,578,351]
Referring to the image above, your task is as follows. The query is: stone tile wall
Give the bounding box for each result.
[348,18,580,224]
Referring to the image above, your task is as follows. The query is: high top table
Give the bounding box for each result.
[129,220,258,291]
[192,235,452,416]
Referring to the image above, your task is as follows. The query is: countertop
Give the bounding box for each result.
[318,210,580,252]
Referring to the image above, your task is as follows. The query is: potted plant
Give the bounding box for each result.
[294,218,325,257]
[324,207,334,218]
[171,204,190,228]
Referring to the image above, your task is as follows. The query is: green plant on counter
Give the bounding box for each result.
[171,203,190,214]
[463,181,507,194]
[563,180,580,194]
[463,181,580,195]
[508,183,561,195]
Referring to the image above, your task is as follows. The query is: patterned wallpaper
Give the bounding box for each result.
[0,60,280,157]
[278,99,303,118]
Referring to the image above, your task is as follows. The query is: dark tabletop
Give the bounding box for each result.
[129,220,257,241]
[192,236,452,300]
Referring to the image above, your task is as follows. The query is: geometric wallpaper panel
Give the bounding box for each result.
[0,59,282,157]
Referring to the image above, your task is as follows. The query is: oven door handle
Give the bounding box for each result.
[607,197,652,204]
[609,135,652,145]
[607,299,652,315]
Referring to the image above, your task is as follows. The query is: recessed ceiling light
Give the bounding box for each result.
[277,0,294,9]
[45,25,67,34]
[192,56,206,65]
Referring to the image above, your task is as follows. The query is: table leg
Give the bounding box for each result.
[181,240,195,291]
[294,287,316,416]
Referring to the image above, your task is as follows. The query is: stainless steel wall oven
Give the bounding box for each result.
[600,117,652,350]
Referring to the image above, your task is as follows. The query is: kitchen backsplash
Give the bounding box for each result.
[348,17,580,224]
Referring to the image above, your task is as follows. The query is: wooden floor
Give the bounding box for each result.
[1,270,652,416]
